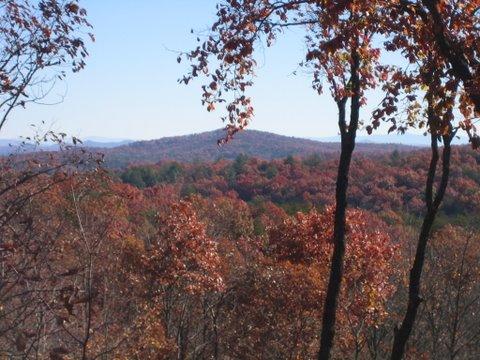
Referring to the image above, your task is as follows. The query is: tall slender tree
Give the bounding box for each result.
[182,2,388,358]
[374,2,479,356]
[390,69,459,359]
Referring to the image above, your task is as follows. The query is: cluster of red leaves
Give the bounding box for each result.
[145,200,225,294]
[268,207,397,327]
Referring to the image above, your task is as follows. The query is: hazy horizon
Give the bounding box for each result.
[0,127,470,148]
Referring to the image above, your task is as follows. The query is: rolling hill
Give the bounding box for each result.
[99,129,418,168]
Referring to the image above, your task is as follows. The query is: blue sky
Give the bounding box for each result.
[1,1,399,141]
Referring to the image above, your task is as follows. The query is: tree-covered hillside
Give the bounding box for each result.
[118,146,480,229]
[100,129,417,168]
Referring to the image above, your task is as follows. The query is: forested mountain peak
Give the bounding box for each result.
[101,129,417,168]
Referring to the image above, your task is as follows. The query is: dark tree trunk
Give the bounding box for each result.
[391,128,453,359]
[318,48,361,360]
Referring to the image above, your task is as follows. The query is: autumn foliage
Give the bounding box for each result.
[1,0,480,358]
[267,208,397,355]
[0,146,478,358]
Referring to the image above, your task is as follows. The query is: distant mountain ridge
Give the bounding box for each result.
[99,129,419,168]
[0,137,134,155]
[313,133,469,146]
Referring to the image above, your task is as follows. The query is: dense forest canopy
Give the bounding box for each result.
[2,147,480,358]
[118,148,480,228]
[0,0,479,359]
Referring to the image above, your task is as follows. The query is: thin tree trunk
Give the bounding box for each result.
[318,47,360,360]
[391,127,453,359]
